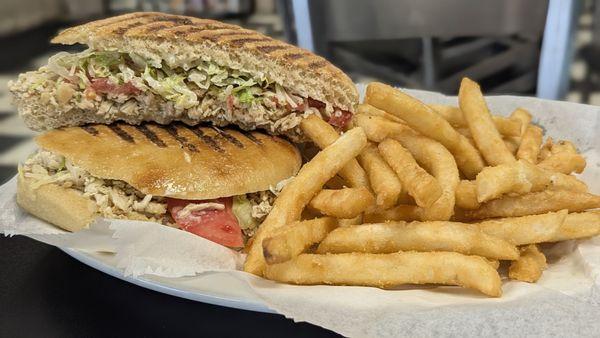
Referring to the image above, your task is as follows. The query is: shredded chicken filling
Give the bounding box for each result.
[20,150,275,236]
[9,49,352,137]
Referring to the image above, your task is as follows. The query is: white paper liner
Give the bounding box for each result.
[1,89,600,336]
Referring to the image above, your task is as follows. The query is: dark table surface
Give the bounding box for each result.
[0,236,339,338]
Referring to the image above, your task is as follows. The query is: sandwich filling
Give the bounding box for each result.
[21,149,277,247]
[10,49,352,139]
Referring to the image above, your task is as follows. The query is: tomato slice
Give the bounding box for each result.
[90,77,141,96]
[328,109,353,129]
[167,197,244,248]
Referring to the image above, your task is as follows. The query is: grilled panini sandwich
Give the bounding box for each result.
[17,123,301,247]
[9,12,358,140]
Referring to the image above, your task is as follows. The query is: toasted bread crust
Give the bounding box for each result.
[35,123,302,200]
[51,12,357,112]
[17,174,97,232]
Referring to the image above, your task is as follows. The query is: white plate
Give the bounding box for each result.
[61,248,274,313]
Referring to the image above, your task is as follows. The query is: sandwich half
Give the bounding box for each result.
[9,12,358,140]
[17,122,301,247]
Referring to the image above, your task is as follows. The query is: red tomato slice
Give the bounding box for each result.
[328,109,353,129]
[167,197,244,248]
[91,77,141,96]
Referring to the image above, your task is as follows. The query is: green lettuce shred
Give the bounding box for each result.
[232,195,259,230]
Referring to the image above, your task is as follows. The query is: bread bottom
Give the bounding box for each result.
[16,174,97,232]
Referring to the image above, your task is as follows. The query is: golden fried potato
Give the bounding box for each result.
[509,245,547,283]
[365,82,484,178]
[317,221,519,260]
[378,139,442,208]
[309,187,375,219]
[462,191,600,220]
[475,210,567,245]
[459,78,515,165]
[300,115,369,187]
[358,143,402,209]
[244,128,367,276]
[262,217,338,264]
[264,252,502,297]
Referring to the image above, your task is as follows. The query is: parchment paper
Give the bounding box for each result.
[2,89,599,337]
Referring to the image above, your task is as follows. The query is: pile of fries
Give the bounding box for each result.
[244,78,600,297]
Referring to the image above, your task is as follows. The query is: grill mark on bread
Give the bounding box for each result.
[86,12,154,31]
[211,30,253,38]
[171,25,229,36]
[109,15,230,36]
[256,45,288,54]
[152,16,194,25]
[162,124,198,152]
[227,37,270,47]
[107,124,135,143]
[135,124,166,147]
[240,131,263,145]
[308,60,328,70]
[190,127,224,153]
[141,23,174,33]
[81,125,99,136]
[284,53,308,60]
[212,127,244,148]
[113,21,147,35]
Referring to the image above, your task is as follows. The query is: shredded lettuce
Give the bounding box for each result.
[142,67,198,109]
[43,50,307,111]
[232,195,259,230]
[236,88,256,105]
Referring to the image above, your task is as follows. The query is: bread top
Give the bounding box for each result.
[51,12,358,112]
[36,123,301,199]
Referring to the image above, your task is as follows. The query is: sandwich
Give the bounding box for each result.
[17,122,301,247]
[9,12,358,140]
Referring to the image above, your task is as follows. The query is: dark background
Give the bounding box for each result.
[0,236,340,337]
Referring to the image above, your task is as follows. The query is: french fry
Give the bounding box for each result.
[428,104,466,126]
[506,108,533,153]
[504,138,519,154]
[352,114,415,143]
[356,103,405,123]
[324,175,347,189]
[264,252,502,297]
[552,211,600,241]
[357,143,403,209]
[510,108,532,137]
[300,115,369,187]
[494,117,523,137]
[538,152,586,174]
[337,214,363,227]
[475,160,588,202]
[509,245,547,283]
[363,204,419,223]
[458,78,516,165]
[378,139,442,208]
[553,140,579,154]
[455,127,472,138]
[476,210,567,245]
[316,221,519,260]
[262,217,338,264]
[486,259,501,270]
[309,187,375,219]
[365,82,484,178]
[455,180,480,210]
[516,125,543,163]
[351,115,459,220]
[430,104,522,137]
[391,133,459,221]
[244,127,367,275]
[463,191,600,220]
[538,137,553,161]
